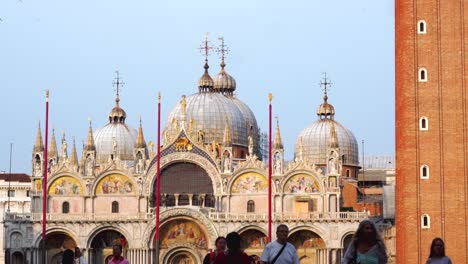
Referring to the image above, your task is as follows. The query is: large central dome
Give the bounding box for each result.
[166,93,248,146]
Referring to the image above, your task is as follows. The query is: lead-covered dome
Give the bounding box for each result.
[166,93,248,146]
[295,95,359,166]
[94,96,137,164]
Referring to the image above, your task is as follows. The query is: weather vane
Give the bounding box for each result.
[113,70,124,98]
[216,37,230,68]
[198,32,214,63]
[320,72,332,99]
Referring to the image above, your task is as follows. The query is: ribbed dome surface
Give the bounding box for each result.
[166,93,248,146]
[213,71,236,91]
[230,97,261,156]
[295,119,359,166]
[94,123,137,164]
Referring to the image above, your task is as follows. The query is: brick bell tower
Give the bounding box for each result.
[395,0,467,263]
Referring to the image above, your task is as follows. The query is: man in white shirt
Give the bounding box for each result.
[260,224,299,264]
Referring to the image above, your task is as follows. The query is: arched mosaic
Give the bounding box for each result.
[95,173,134,195]
[231,172,268,194]
[160,219,208,250]
[284,174,320,194]
[48,176,83,195]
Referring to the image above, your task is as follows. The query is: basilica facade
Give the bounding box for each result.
[4,45,367,264]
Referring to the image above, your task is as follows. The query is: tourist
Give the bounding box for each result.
[260,224,299,264]
[343,220,388,264]
[74,247,87,264]
[108,244,129,264]
[203,236,227,264]
[214,232,250,264]
[62,249,75,264]
[425,237,452,264]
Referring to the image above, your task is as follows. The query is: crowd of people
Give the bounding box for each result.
[61,221,452,264]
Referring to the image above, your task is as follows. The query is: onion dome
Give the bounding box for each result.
[295,95,359,166]
[213,64,236,95]
[317,94,336,120]
[94,80,137,164]
[109,96,127,124]
[198,62,214,92]
[213,37,236,95]
[33,122,44,152]
[166,93,248,146]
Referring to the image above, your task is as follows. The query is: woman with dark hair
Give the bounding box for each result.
[62,249,75,264]
[214,232,250,264]
[203,236,227,264]
[343,220,388,264]
[425,238,452,264]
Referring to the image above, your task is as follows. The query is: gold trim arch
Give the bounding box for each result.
[47,174,84,195]
[93,172,136,195]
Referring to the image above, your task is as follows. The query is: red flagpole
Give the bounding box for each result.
[268,93,273,242]
[155,92,162,263]
[42,90,49,263]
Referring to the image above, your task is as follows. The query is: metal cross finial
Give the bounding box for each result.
[320,72,332,100]
[198,32,213,63]
[216,37,230,68]
[113,70,124,98]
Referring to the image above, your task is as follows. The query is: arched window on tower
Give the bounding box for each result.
[346,170,350,177]
[112,201,119,213]
[422,214,430,229]
[62,202,70,214]
[420,165,429,179]
[418,20,427,34]
[419,68,428,82]
[420,117,429,131]
[247,200,255,213]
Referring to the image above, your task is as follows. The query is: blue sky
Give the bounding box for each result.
[0,0,394,173]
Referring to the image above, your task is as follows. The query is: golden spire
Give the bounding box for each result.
[33,121,44,152]
[70,137,78,167]
[329,122,339,148]
[49,128,58,158]
[135,116,147,148]
[223,115,232,146]
[274,116,283,149]
[198,33,214,92]
[85,119,96,151]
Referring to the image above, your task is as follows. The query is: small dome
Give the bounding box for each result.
[295,119,359,166]
[213,70,236,91]
[198,63,214,92]
[94,123,137,164]
[109,98,127,124]
[316,96,335,119]
[166,93,248,146]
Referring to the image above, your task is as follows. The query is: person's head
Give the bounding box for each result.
[429,237,445,258]
[215,236,227,251]
[62,249,75,264]
[112,244,123,257]
[352,220,385,250]
[276,224,289,243]
[226,232,242,254]
[74,247,82,258]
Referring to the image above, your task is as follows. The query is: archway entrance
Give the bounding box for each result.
[288,230,326,264]
[90,230,128,264]
[39,232,77,264]
[342,233,354,253]
[239,229,267,258]
[11,252,24,264]
[152,162,214,208]
[166,250,198,264]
